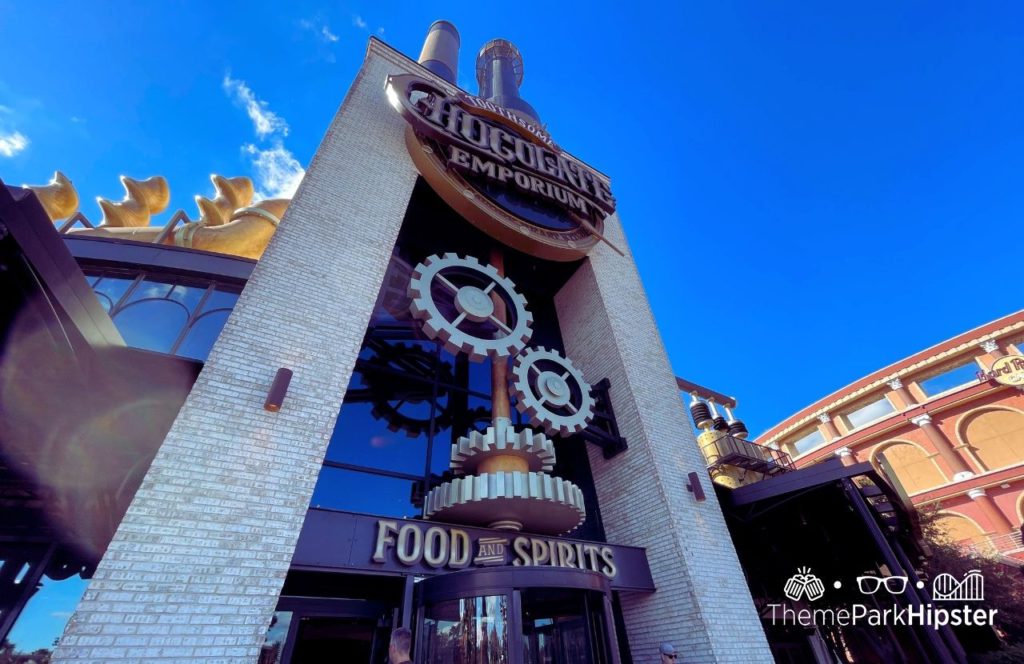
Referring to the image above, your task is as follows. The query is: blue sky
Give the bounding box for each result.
[1,0,1022,445]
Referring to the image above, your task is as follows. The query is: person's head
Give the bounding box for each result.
[660,642,678,663]
[389,627,412,663]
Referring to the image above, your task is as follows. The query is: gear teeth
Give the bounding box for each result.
[510,346,596,438]
[422,471,585,535]
[407,253,534,361]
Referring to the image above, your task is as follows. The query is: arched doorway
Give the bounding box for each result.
[932,512,987,547]
[873,441,947,494]
[960,408,1024,472]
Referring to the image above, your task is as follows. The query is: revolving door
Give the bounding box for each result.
[415,566,621,664]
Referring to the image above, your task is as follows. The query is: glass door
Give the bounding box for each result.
[415,566,621,664]
[521,588,613,664]
[262,597,393,664]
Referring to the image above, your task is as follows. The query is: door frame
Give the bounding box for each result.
[272,597,393,664]
[413,566,622,664]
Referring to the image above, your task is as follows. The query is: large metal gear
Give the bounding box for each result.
[360,342,453,437]
[511,347,596,437]
[408,253,533,362]
[424,471,586,535]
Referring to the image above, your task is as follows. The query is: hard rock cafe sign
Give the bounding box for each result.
[978,355,1024,387]
[385,73,619,261]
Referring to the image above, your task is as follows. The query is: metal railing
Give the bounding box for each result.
[703,433,795,476]
[963,530,1024,558]
[57,209,193,243]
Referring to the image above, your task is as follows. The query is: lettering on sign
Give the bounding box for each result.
[977,355,1024,387]
[385,73,617,261]
[372,519,617,580]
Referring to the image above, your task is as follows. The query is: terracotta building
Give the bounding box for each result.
[756,311,1024,561]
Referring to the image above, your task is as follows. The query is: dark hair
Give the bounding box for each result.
[390,627,412,654]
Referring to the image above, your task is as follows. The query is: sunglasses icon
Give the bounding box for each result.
[856,575,908,594]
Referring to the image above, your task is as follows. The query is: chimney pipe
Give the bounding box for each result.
[418,20,460,84]
[476,39,541,124]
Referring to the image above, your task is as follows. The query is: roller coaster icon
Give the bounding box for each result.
[932,570,984,601]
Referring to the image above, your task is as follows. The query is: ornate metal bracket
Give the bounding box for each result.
[580,378,628,459]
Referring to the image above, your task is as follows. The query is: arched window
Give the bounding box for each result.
[961,409,1024,472]
[175,309,231,360]
[112,300,189,354]
[874,441,946,494]
[932,512,987,546]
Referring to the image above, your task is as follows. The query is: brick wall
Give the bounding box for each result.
[54,44,420,663]
[555,214,773,663]
[54,36,771,663]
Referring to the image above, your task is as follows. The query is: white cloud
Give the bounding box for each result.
[0,130,28,157]
[222,74,289,139]
[298,18,339,44]
[350,14,384,36]
[244,142,305,200]
[223,73,304,199]
[0,104,12,114]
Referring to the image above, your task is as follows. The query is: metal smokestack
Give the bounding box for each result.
[418,20,460,84]
[476,39,541,124]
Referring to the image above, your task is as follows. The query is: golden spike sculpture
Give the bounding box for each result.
[174,198,289,259]
[195,174,254,226]
[97,175,170,227]
[24,171,79,221]
[70,198,290,260]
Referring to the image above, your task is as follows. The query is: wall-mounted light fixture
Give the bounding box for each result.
[264,368,293,412]
[685,471,706,502]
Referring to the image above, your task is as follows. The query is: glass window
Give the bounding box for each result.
[202,288,241,312]
[91,275,136,311]
[112,300,189,353]
[3,571,89,660]
[791,428,825,455]
[324,401,429,476]
[845,397,896,429]
[127,280,173,302]
[421,595,509,664]
[176,309,231,361]
[167,283,210,313]
[87,270,242,360]
[93,291,114,312]
[310,466,420,518]
[259,611,293,664]
[919,361,980,397]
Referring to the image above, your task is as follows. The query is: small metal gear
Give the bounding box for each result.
[408,253,533,362]
[511,347,596,437]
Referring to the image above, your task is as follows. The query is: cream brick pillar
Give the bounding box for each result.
[555,214,772,663]
[55,45,420,663]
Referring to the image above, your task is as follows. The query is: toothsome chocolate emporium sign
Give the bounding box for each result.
[385,73,618,261]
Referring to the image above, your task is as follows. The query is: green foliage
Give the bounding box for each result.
[970,641,1024,664]
[918,507,1024,645]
